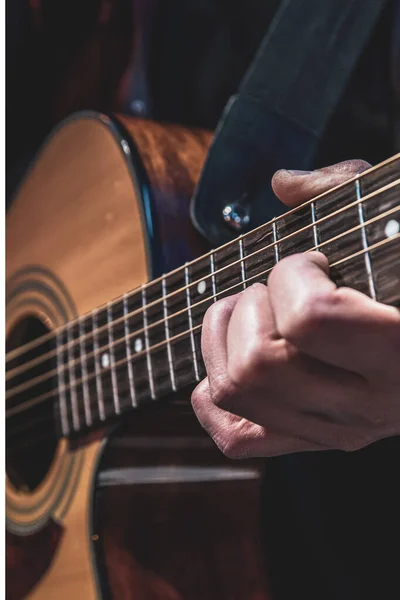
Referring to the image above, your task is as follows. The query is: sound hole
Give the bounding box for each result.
[6,317,58,491]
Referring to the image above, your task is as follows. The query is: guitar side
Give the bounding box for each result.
[6,112,165,599]
[6,112,214,599]
[6,113,272,600]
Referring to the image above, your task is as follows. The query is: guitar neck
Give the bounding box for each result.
[11,155,400,438]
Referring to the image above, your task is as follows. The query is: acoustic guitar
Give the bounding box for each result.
[6,112,400,600]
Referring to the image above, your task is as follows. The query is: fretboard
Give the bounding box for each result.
[6,155,400,439]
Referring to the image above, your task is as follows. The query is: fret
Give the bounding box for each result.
[92,309,106,421]
[107,302,120,414]
[276,205,315,259]
[56,329,69,436]
[43,155,400,440]
[162,276,177,391]
[183,257,214,381]
[142,280,174,398]
[78,313,103,424]
[185,265,200,381]
[242,224,275,283]
[124,290,153,404]
[66,321,79,431]
[65,318,90,431]
[43,155,400,441]
[165,269,198,387]
[239,236,246,289]
[310,202,319,249]
[65,317,96,431]
[214,241,245,299]
[359,156,400,196]
[272,221,279,263]
[364,233,400,306]
[355,179,376,300]
[314,182,370,296]
[187,258,217,313]
[210,251,217,301]
[78,316,92,426]
[94,304,119,418]
[141,285,156,399]
[123,293,136,407]
[105,297,135,410]
[59,326,76,432]
[360,176,400,305]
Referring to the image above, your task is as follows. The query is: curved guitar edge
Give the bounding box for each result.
[114,113,213,273]
[7,110,273,600]
[6,439,104,600]
[7,109,212,279]
[6,111,213,600]
[6,520,64,600]
[7,110,157,282]
[6,111,152,599]
[91,401,273,600]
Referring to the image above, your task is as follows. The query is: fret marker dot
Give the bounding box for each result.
[197,280,207,294]
[101,353,110,369]
[385,219,399,238]
[134,338,143,353]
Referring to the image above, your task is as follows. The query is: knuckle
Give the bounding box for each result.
[365,408,387,430]
[339,434,370,453]
[245,282,267,295]
[203,299,221,330]
[191,378,210,408]
[210,376,236,411]
[219,436,248,460]
[220,438,240,459]
[340,159,371,174]
[190,387,202,411]
[229,338,268,388]
[282,291,338,345]
[204,296,236,327]
[349,395,389,432]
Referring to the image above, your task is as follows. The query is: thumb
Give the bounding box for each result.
[271,159,371,208]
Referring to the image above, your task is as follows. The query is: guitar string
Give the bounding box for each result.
[6,232,400,453]
[6,206,400,401]
[6,154,400,365]
[6,171,398,368]
[6,180,400,388]
[6,197,399,400]
[6,232,400,455]
[7,376,140,443]
[7,375,141,444]
[6,231,400,429]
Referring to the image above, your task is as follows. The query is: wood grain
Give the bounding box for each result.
[94,400,272,600]
[7,112,251,600]
[6,111,152,600]
[116,115,212,272]
[6,521,63,600]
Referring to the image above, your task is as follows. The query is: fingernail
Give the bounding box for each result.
[287,169,314,176]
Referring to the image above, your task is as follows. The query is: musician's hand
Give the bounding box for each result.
[191,160,400,458]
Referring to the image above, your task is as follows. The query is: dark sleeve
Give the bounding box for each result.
[149,0,396,167]
[262,437,400,600]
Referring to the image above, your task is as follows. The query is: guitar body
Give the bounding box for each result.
[6,113,271,599]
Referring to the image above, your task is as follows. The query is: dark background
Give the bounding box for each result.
[6,2,400,599]
[6,0,398,201]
